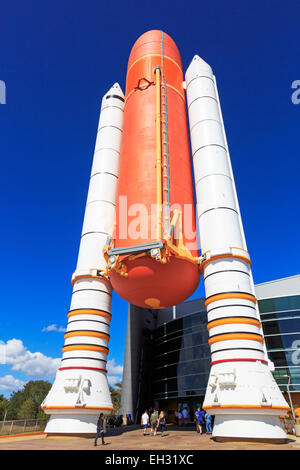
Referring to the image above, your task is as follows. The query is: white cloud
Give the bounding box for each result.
[0,341,7,364]
[107,359,123,376]
[107,359,123,386]
[0,339,61,379]
[107,375,122,386]
[0,375,26,392]
[0,339,123,394]
[42,324,66,333]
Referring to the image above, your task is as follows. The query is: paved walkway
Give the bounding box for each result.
[0,425,300,450]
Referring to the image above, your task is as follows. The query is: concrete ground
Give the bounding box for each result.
[0,425,300,451]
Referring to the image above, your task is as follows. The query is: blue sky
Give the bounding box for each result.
[0,0,299,397]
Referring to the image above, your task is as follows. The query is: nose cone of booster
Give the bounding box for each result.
[103,82,125,100]
[185,55,213,85]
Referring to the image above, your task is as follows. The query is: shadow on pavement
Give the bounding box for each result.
[106,423,207,437]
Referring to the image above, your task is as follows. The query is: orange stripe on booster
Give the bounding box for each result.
[205,293,257,307]
[62,345,109,354]
[207,317,261,330]
[208,333,264,345]
[201,254,251,271]
[42,406,114,411]
[67,309,111,320]
[71,274,111,286]
[204,405,290,411]
[64,331,110,341]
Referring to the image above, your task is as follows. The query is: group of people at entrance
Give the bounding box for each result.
[94,406,212,446]
[141,409,166,436]
[175,407,212,433]
[141,407,212,436]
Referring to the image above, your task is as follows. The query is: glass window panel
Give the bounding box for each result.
[153,325,165,341]
[182,315,192,329]
[258,295,300,314]
[273,367,300,391]
[153,381,165,394]
[154,324,207,346]
[262,318,300,336]
[261,310,300,320]
[176,299,206,316]
[183,334,193,349]
[166,378,178,392]
[268,350,288,367]
[184,375,196,389]
[265,334,300,351]
[166,319,182,335]
[192,333,203,346]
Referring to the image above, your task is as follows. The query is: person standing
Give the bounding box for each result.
[159,411,166,437]
[182,407,189,425]
[195,407,205,435]
[150,409,159,436]
[205,411,212,434]
[178,410,183,426]
[141,410,149,436]
[94,413,106,446]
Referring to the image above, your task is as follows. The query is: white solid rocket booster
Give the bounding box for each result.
[185,56,289,440]
[42,84,124,434]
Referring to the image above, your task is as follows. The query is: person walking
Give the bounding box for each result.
[159,411,166,437]
[94,413,106,446]
[150,409,159,436]
[141,410,149,436]
[195,407,205,435]
[205,411,213,434]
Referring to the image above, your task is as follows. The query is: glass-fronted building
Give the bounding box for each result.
[120,275,300,422]
[120,298,210,422]
[256,275,300,404]
[152,299,210,416]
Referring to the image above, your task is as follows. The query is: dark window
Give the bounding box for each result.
[262,317,300,336]
[265,333,300,351]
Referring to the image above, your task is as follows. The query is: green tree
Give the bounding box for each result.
[109,382,122,415]
[17,398,36,419]
[0,395,9,421]
[6,380,52,420]
[7,390,24,420]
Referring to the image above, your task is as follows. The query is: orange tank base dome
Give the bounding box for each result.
[109,256,200,309]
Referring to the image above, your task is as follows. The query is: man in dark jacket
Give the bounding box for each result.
[94,413,106,446]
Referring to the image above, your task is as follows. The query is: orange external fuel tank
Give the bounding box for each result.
[103,30,200,308]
